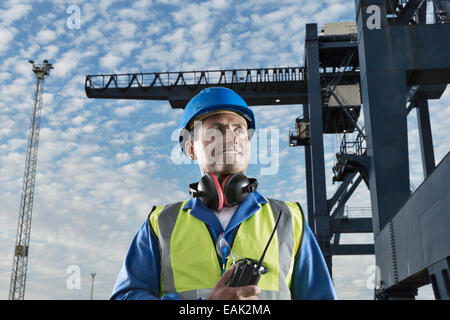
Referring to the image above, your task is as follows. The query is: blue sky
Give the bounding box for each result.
[1,0,448,300]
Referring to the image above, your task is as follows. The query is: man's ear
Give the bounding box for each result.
[184,140,197,160]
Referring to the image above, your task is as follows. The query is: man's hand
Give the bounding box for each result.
[207,265,261,300]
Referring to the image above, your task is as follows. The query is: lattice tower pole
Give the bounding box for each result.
[90,273,96,300]
[9,60,53,300]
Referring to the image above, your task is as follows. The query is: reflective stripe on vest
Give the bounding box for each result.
[149,198,304,300]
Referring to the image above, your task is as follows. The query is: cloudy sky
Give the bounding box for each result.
[0,0,447,300]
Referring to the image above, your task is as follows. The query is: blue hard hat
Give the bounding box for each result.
[179,87,255,153]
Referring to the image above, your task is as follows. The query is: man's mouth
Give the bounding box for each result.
[223,150,241,155]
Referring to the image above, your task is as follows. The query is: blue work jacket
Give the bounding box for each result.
[110,190,337,300]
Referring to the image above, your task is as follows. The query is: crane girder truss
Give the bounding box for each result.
[85,67,308,107]
[85,67,362,108]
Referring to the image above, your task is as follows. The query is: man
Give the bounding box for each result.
[111,87,336,300]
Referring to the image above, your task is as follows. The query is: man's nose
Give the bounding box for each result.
[224,128,239,144]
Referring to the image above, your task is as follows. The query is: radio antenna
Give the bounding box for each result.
[257,209,282,269]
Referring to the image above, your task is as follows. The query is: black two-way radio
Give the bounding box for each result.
[228,209,283,287]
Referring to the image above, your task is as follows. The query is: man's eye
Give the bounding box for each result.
[235,127,246,135]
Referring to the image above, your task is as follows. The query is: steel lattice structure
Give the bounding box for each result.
[9,60,53,300]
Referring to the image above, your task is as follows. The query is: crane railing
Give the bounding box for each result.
[86,67,306,91]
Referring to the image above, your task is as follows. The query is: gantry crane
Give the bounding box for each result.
[85,0,450,299]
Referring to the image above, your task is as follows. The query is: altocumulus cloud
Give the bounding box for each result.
[0,0,446,300]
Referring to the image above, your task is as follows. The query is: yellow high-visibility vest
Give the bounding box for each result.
[149,198,304,299]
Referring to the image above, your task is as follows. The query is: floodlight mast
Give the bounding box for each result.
[8,60,53,300]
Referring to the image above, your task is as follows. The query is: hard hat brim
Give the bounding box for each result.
[188,109,250,130]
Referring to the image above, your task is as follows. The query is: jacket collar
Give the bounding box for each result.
[182,190,268,236]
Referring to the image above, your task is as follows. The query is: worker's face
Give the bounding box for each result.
[185,112,250,178]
